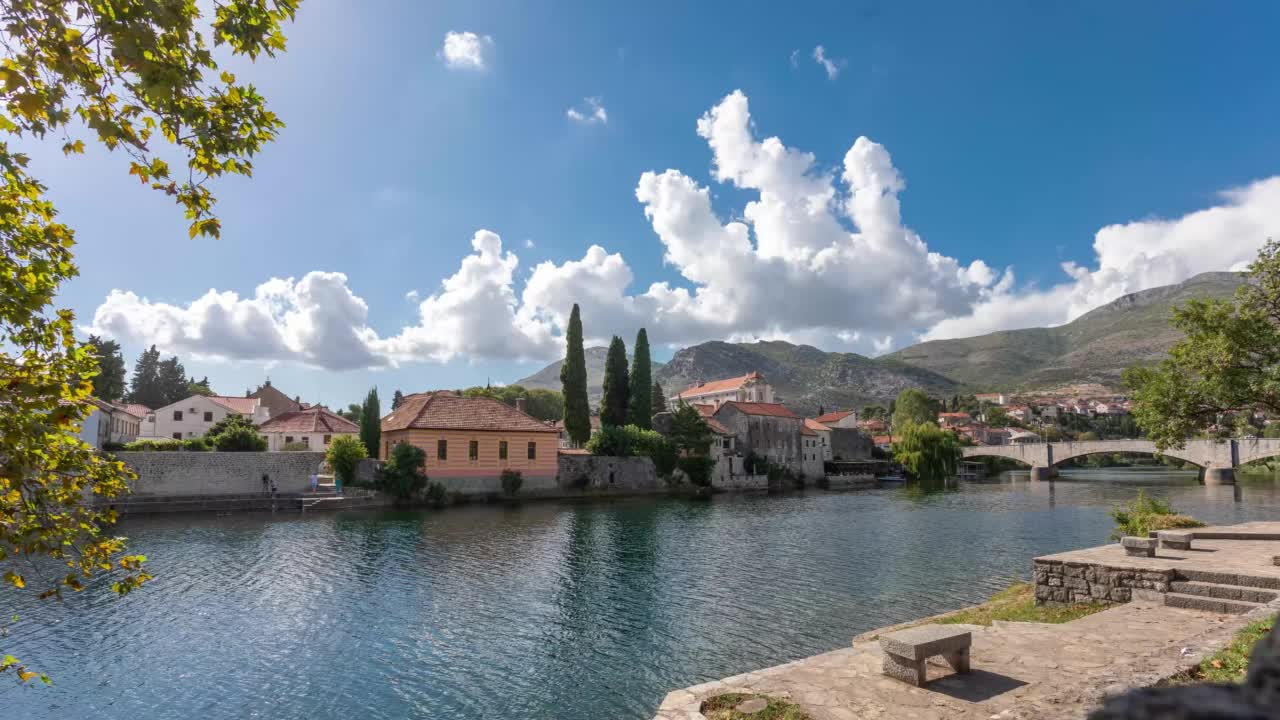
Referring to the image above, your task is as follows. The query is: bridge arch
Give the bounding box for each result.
[1047,440,1204,469]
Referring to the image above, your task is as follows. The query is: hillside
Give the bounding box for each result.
[884,271,1242,390]
[515,346,665,406]
[654,340,959,415]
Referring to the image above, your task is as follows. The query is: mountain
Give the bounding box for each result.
[514,346,665,406]
[884,271,1243,391]
[654,340,959,415]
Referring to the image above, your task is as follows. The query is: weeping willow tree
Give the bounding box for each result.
[893,421,962,488]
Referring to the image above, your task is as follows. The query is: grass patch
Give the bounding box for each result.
[1175,614,1275,684]
[935,582,1109,626]
[700,692,812,719]
[1109,489,1206,541]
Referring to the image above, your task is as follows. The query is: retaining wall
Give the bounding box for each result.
[555,455,661,494]
[712,473,769,492]
[1033,559,1171,604]
[116,451,326,496]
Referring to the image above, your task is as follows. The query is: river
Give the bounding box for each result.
[4,469,1280,719]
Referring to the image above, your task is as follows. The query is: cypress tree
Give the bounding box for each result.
[628,328,653,428]
[391,389,405,410]
[653,381,667,414]
[86,335,127,402]
[560,304,591,446]
[601,335,630,427]
[360,387,381,458]
[126,345,163,408]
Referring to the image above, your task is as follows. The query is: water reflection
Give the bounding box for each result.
[4,471,1279,720]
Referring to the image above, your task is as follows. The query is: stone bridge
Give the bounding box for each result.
[960,438,1280,484]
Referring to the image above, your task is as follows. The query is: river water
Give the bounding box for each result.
[4,469,1280,719]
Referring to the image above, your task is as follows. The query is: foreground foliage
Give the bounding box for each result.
[935,582,1107,626]
[0,0,300,682]
[325,435,366,486]
[701,693,812,720]
[1109,490,1205,541]
[1178,614,1276,684]
[381,442,427,501]
[1126,240,1280,449]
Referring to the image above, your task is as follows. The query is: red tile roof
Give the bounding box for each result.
[800,425,818,436]
[676,372,763,399]
[704,417,732,435]
[382,392,559,434]
[938,412,971,418]
[122,403,152,418]
[208,395,260,415]
[813,410,854,424]
[804,418,831,433]
[259,406,359,434]
[692,403,717,417]
[715,401,800,419]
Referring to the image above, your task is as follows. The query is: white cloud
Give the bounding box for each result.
[88,90,1280,369]
[789,49,800,69]
[813,45,844,80]
[567,96,608,125]
[439,31,493,71]
[523,238,536,249]
[404,290,420,302]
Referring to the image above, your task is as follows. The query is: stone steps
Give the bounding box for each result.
[1164,592,1263,614]
[1168,580,1278,604]
[1176,568,1280,590]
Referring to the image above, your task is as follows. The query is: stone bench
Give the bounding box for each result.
[878,625,971,687]
[1157,530,1193,551]
[1122,536,1157,557]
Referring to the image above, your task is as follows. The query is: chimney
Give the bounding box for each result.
[516,397,527,414]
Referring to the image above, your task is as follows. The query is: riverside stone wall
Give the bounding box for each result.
[115,451,327,496]
[712,473,769,492]
[1033,559,1173,604]
[555,455,661,494]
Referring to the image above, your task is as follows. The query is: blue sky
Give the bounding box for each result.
[34,1,1280,408]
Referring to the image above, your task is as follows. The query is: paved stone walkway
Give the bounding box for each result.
[652,599,1278,720]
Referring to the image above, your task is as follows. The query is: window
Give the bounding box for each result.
[172,432,182,440]
[499,440,508,460]
[203,411,213,422]
[469,440,479,461]
[324,434,332,445]
[527,441,537,460]
[437,439,448,461]
[302,436,310,448]
[173,410,183,421]
[285,436,294,444]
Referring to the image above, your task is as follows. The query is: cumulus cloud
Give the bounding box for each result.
[812,45,844,79]
[89,90,1280,369]
[439,31,493,71]
[567,96,608,125]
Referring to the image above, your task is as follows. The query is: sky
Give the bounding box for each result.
[29,1,1280,408]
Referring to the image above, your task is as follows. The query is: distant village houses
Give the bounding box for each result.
[258,405,359,451]
[672,371,775,410]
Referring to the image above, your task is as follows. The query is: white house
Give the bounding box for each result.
[673,372,775,410]
[813,409,859,429]
[78,399,143,449]
[804,418,833,461]
[143,394,268,440]
[258,406,360,451]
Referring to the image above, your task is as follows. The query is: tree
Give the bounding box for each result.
[338,403,363,423]
[460,385,564,422]
[628,328,653,429]
[187,377,214,397]
[892,422,961,485]
[0,0,299,681]
[156,356,189,406]
[892,388,937,431]
[653,381,668,414]
[203,414,266,451]
[382,442,427,501]
[601,335,630,427]
[669,402,714,456]
[125,345,164,409]
[325,435,367,486]
[391,389,406,410]
[985,406,1014,428]
[1126,240,1280,449]
[560,304,591,446]
[861,405,887,421]
[359,387,381,458]
[85,335,126,402]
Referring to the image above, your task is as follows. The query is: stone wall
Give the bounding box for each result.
[829,428,872,461]
[1033,559,1172,605]
[115,451,327,496]
[712,473,769,492]
[823,473,876,490]
[555,455,661,494]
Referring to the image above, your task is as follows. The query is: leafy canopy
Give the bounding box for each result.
[891,388,937,431]
[325,435,366,485]
[892,421,961,485]
[0,0,299,682]
[382,442,426,500]
[1125,240,1280,449]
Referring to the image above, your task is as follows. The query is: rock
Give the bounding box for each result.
[735,697,769,714]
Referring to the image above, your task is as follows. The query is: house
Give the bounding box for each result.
[813,409,858,429]
[712,401,819,478]
[78,399,143,449]
[975,393,1008,405]
[804,418,833,461]
[258,406,359,451]
[1008,429,1041,444]
[857,417,888,434]
[673,371,775,410]
[799,424,825,477]
[247,380,302,419]
[937,412,972,429]
[553,415,602,449]
[380,391,560,485]
[1005,405,1031,422]
[872,434,895,451]
[143,394,269,440]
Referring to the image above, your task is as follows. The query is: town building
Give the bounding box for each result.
[141,394,268,440]
[813,409,858,429]
[975,393,1008,405]
[258,406,359,451]
[937,412,972,429]
[804,418,833,461]
[712,401,819,478]
[673,371,775,410]
[380,392,560,484]
[246,380,302,419]
[78,399,143,449]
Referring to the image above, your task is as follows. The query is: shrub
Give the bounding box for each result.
[181,437,210,451]
[677,455,715,487]
[122,438,182,451]
[325,435,367,486]
[281,441,310,451]
[586,424,679,475]
[500,469,524,496]
[382,442,428,501]
[425,480,448,508]
[210,424,267,451]
[1110,489,1207,540]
